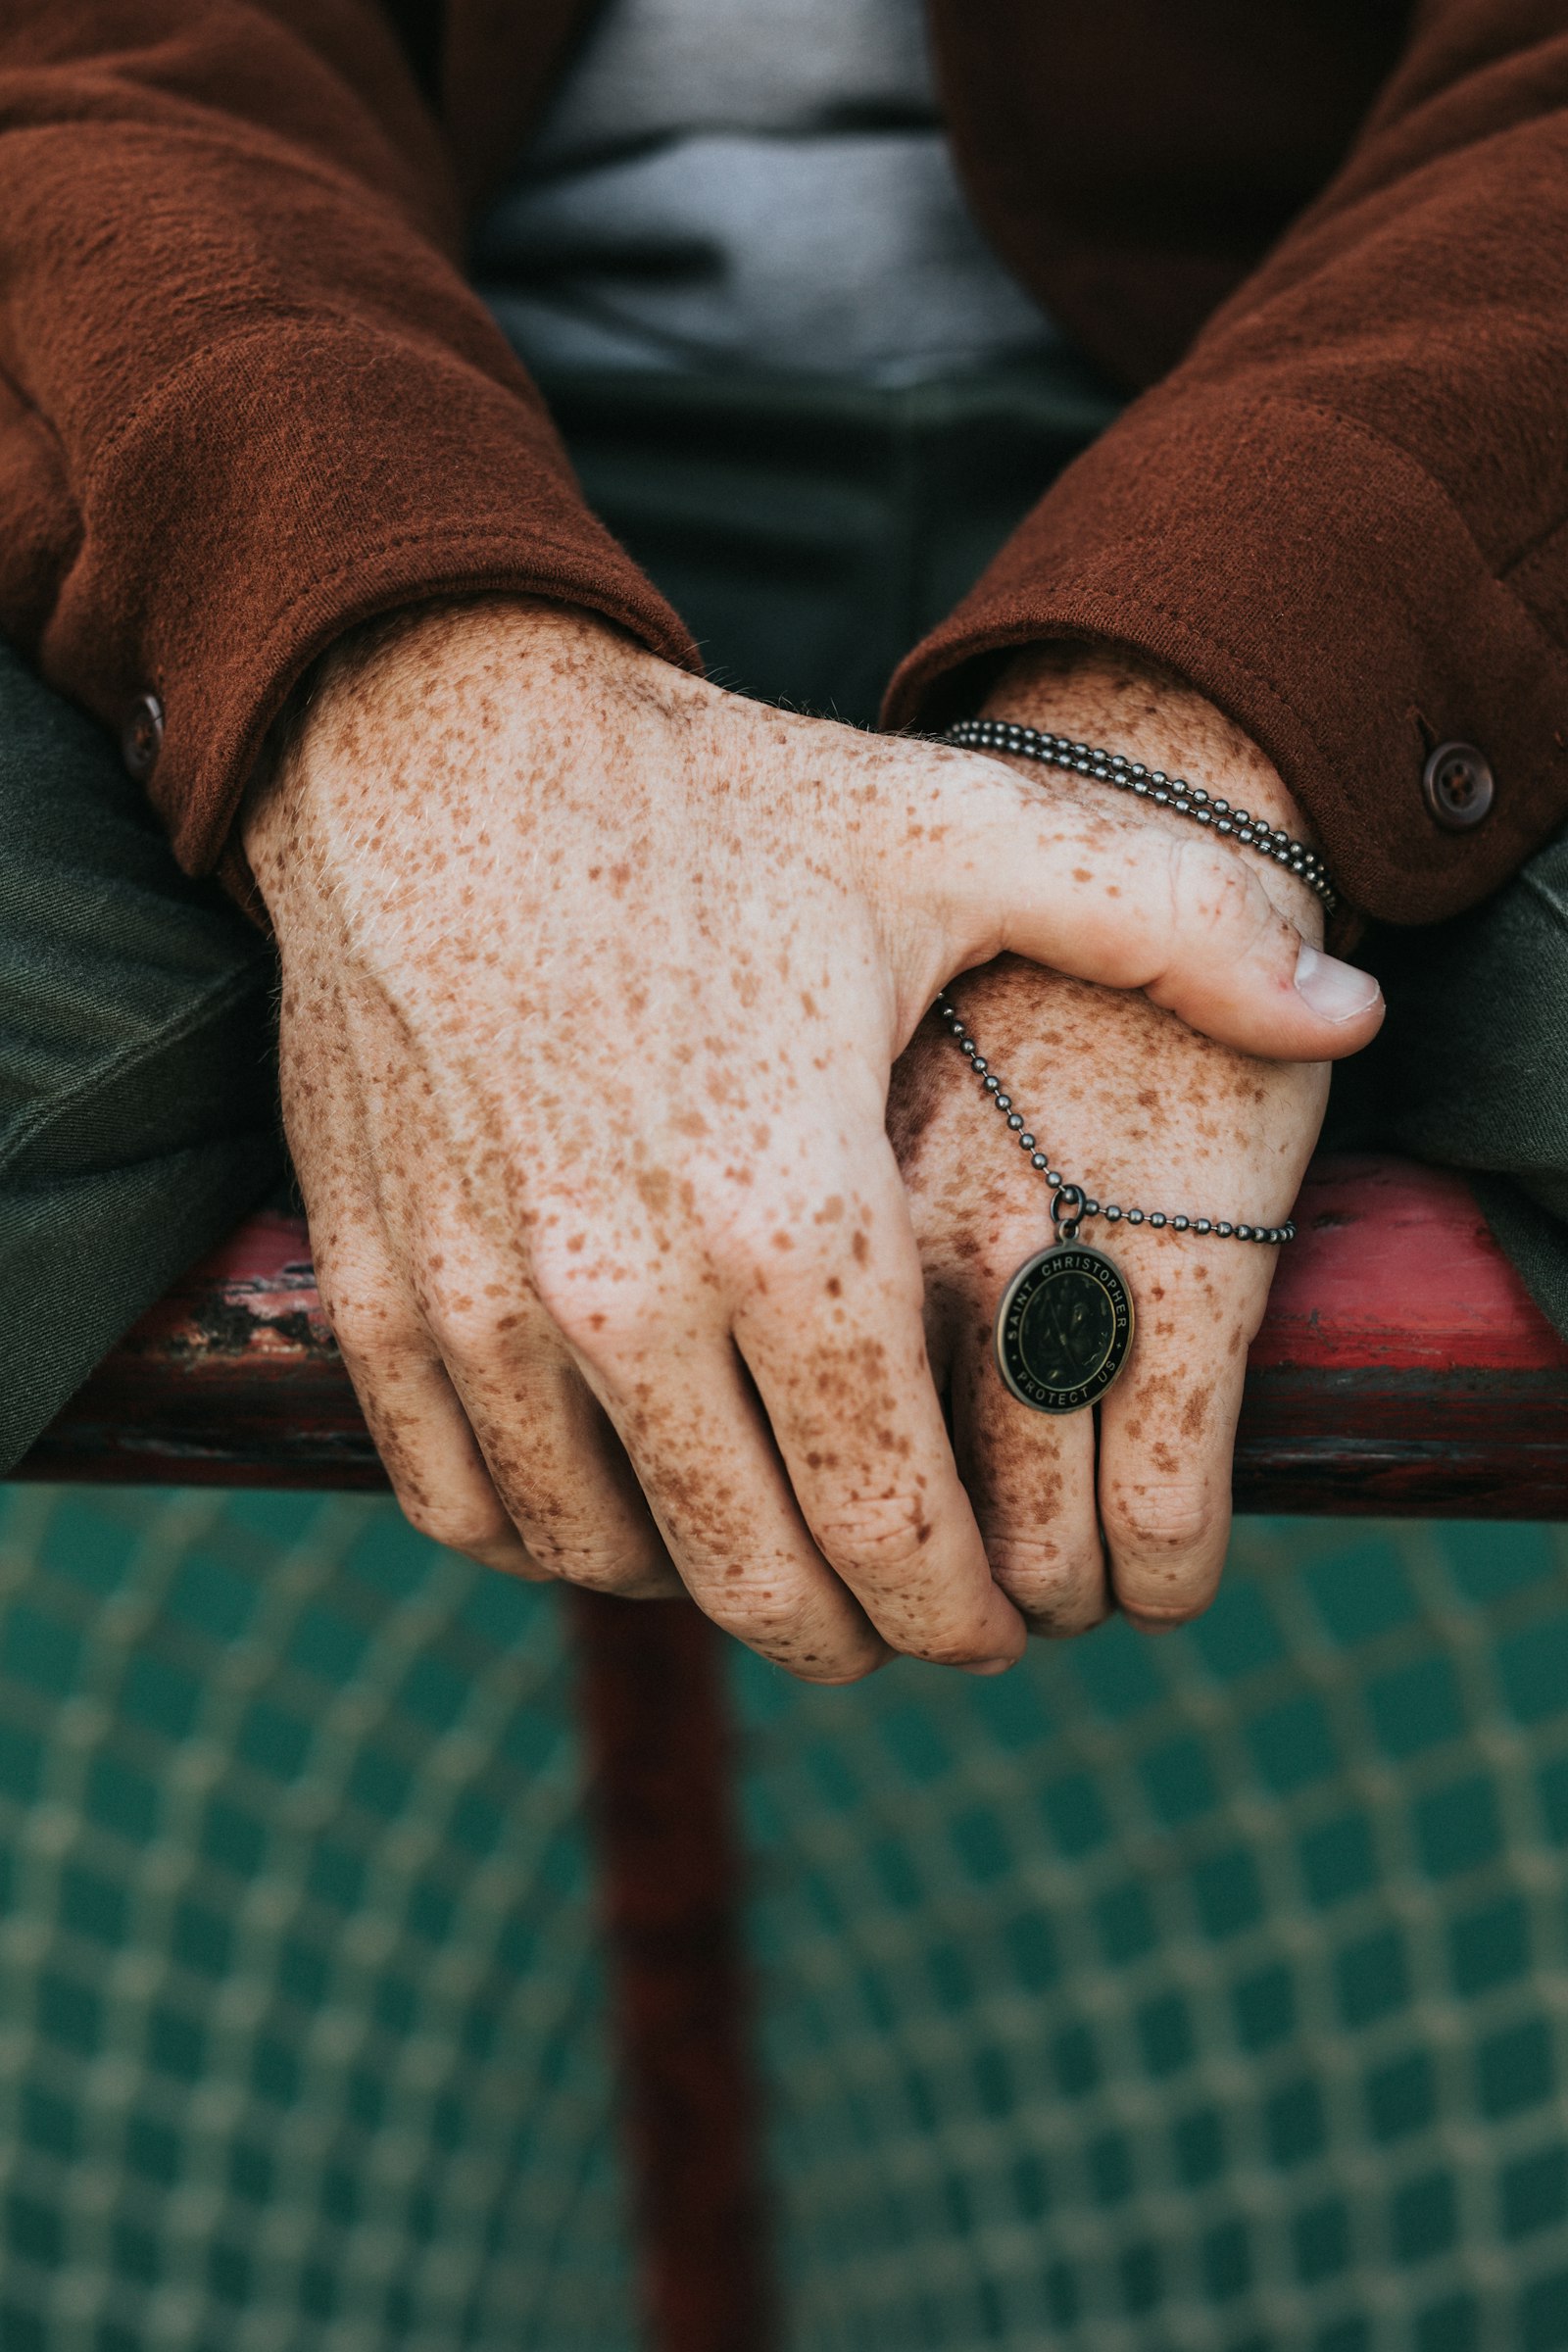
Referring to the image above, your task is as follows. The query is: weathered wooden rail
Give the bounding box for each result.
[19,1153,1568,1517]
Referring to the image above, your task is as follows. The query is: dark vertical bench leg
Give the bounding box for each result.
[569,1590,775,2352]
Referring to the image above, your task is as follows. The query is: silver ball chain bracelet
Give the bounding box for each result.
[935,717,1323,1418]
[944,714,1339,916]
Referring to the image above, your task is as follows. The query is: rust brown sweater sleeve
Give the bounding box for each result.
[0,3,696,875]
[888,1,1568,925]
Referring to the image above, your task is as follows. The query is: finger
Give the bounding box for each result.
[426,1305,684,1600]
[316,1230,550,1579]
[731,1150,1027,1670]
[339,1025,682,1599]
[1095,1230,1265,1631]
[903,747,1384,1062]
[574,1326,892,1683]
[273,996,547,1581]
[944,1268,1110,1637]
[907,1084,1107,1635]
[519,1194,890,1675]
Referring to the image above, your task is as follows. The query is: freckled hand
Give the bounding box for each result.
[895,956,1329,1642]
[243,601,1378,1684]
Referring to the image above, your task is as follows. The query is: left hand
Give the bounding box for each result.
[889,646,1339,1637]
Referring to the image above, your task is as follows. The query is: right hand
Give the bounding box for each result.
[242,597,1381,1683]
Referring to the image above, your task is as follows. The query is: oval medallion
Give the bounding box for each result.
[995,1243,1135,1414]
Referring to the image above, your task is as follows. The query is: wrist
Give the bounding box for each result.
[240,594,681,890]
[981,642,1323,939]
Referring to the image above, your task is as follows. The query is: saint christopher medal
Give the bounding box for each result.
[934,982,1294,1417]
[936,958,1298,1421]
[995,1187,1135,1415]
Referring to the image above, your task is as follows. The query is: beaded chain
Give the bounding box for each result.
[935,991,1297,1249]
[943,716,1339,916]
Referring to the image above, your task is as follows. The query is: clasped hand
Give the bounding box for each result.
[243,600,1382,1681]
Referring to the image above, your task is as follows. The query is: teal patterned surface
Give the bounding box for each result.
[740,1516,1568,2351]
[2,1489,1568,2348]
[0,1486,632,2352]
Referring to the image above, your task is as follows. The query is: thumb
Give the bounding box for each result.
[918,751,1383,1063]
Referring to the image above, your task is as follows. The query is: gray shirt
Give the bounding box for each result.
[471,0,1057,383]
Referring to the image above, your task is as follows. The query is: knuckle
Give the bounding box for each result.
[701,1582,871,1681]
[417,1274,509,1367]
[396,1489,511,1557]
[1175,833,1272,951]
[524,1229,591,1325]
[817,1494,939,1584]
[707,1204,810,1300]
[527,1241,642,1359]
[1102,1477,1220,1560]
[710,1190,884,1311]
[528,1537,670,1597]
[305,1227,418,1351]
[679,1551,887,1679]
[708,1585,807,1649]
[321,1282,420,1367]
[988,1538,1110,1635]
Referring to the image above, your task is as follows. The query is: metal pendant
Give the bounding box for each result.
[995,1240,1135,1415]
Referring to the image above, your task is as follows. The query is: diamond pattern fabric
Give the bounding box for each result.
[0,1486,633,2352]
[0,1490,1566,2347]
[740,1516,1568,2350]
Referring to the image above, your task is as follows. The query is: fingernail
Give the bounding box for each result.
[1294,944,1383,1022]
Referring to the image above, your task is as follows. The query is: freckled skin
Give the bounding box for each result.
[243,603,1369,1682]
[890,641,1334,1642]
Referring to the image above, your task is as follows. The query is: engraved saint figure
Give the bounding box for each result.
[1021,1266,1116,1389]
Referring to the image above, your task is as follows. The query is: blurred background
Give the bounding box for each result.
[0,1492,1562,2351]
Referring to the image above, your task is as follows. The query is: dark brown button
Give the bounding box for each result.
[1422,740,1494,830]
[121,693,164,781]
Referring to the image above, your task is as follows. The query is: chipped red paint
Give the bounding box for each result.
[120,1208,336,1361]
[1252,1155,1567,1376]
[1232,1155,1568,1517]
[20,1209,382,1488]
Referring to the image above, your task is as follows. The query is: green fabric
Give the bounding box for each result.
[541,357,1120,726]
[0,1485,632,2350]
[741,1510,1568,2350]
[0,643,278,1471]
